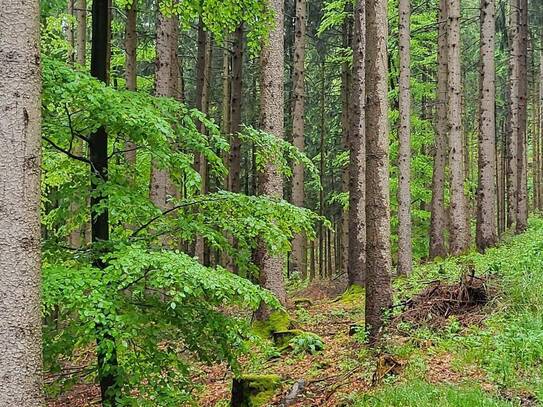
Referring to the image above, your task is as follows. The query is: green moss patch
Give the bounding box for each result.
[231,374,282,407]
[252,310,292,339]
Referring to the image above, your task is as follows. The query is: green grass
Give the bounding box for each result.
[352,380,517,407]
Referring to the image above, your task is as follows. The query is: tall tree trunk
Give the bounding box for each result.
[340,10,352,279]
[89,0,118,404]
[228,25,244,192]
[364,0,392,342]
[319,60,326,279]
[347,0,366,287]
[397,0,412,274]
[149,6,175,211]
[540,29,543,211]
[429,0,448,259]
[507,0,520,229]
[447,0,470,255]
[75,0,86,65]
[0,0,43,403]
[124,0,137,165]
[255,0,287,319]
[476,0,497,251]
[516,0,528,232]
[290,0,307,278]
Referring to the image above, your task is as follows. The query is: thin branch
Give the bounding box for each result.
[42,135,91,164]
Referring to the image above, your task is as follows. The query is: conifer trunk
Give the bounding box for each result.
[476,0,497,251]
[124,0,137,165]
[447,0,471,255]
[228,25,244,192]
[365,0,392,342]
[255,0,287,318]
[291,0,307,278]
[397,0,412,274]
[429,0,449,259]
[348,0,366,287]
[75,0,86,65]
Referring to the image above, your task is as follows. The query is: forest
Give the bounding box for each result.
[1,0,543,405]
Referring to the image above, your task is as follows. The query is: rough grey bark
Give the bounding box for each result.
[476,0,497,252]
[124,0,137,165]
[447,0,470,255]
[397,0,412,275]
[75,0,86,65]
[429,0,449,259]
[0,0,43,403]
[364,0,392,342]
[516,0,528,232]
[255,0,287,318]
[228,24,244,193]
[290,0,307,278]
[507,0,520,229]
[149,7,175,210]
[67,0,75,63]
[347,0,366,287]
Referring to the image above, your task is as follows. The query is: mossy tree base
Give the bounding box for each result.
[231,374,282,407]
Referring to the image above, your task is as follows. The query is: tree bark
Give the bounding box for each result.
[364,0,392,342]
[447,0,470,255]
[149,6,175,210]
[348,0,366,287]
[255,0,287,319]
[124,0,137,165]
[429,0,449,259]
[290,0,307,278]
[507,0,520,229]
[228,25,244,192]
[67,0,75,63]
[89,0,118,404]
[0,0,43,403]
[476,0,497,251]
[397,0,412,274]
[75,0,86,65]
[516,0,528,232]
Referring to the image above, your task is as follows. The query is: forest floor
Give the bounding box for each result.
[47,219,543,406]
[196,220,543,406]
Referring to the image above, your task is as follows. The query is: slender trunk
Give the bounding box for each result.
[507,0,520,229]
[0,0,43,403]
[348,0,366,287]
[124,0,137,165]
[476,0,497,251]
[291,0,307,278]
[429,0,448,259]
[447,0,470,255]
[228,25,244,192]
[340,11,352,278]
[365,0,392,342]
[319,60,325,279]
[516,0,528,232]
[75,0,86,65]
[540,32,543,211]
[90,0,118,404]
[397,0,412,274]
[255,0,287,319]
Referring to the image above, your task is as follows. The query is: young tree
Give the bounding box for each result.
[255,0,287,318]
[364,0,392,341]
[429,0,449,259]
[348,0,366,287]
[447,0,470,255]
[476,0,497,251]
[397,0,412,274]
[291,0,307,278]
[88,0,119,403]
[0,1,43,404]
